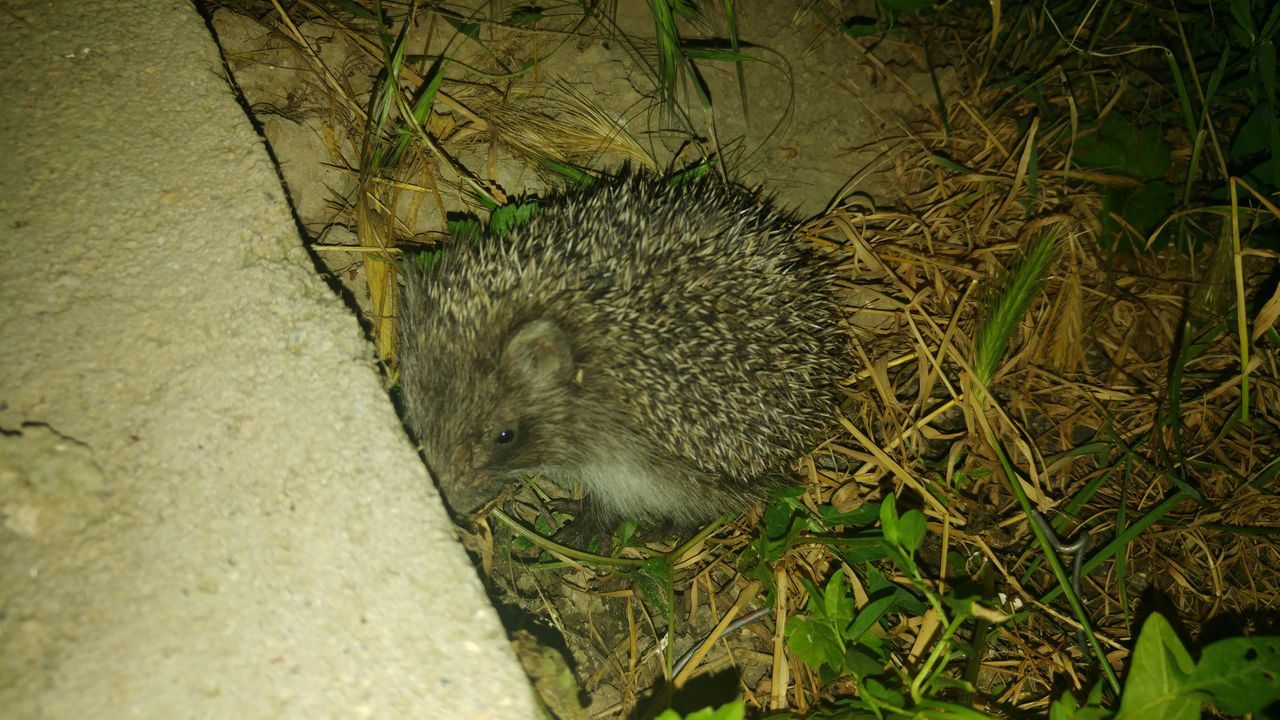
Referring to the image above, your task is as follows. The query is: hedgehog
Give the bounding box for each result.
[397,170,850,536]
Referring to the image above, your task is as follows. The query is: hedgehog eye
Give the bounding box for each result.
[494,428,516,445]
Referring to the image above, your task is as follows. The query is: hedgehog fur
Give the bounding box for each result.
[397,170,850,531]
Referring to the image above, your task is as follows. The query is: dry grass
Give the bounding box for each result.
[811,127,1279,711]
[791,6,1280,712]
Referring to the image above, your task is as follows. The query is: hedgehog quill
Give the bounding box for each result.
[397,171,851,536]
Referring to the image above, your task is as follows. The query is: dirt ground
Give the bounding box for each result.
[210,2,942,230]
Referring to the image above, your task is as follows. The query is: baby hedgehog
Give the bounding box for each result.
[397,170,849,532]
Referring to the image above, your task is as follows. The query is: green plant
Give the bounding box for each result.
[769,494,1280,718]
[655,699,746,720]
[1051,612,1280,720]
[1046,0,1277,252]
[780,495,1006,719]
[1072,115,1179,252]
[1186,0,1280,192]
[588,0,791,171]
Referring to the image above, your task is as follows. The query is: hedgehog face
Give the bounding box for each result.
[416,319,579,519]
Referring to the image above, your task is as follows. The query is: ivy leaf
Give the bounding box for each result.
[1189,635,1280,715]
[1114,613,1203,720]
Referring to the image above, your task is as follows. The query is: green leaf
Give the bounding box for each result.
[1120,181,1177,238]
[1114,613,1203,720]
[880,494,900,545]
[1189,635,1280,715]
[1049,688,1111,720]
[866,565,927,615]
[823,568,854,629]
[614,520,638,549]
[634,557,673,617]
[329,0,377,21]
[845,641,889,677]
[822,501,881,528]
[928,152,977,174]
[505,6,545,26]
[788,567,882,674]
[833,534,889,565]
[897,508,927,554]
[655,700,745,720]
[844,592,898,646]
[446,216,483,245]
[411,247,445,275]
[1049,690,1079,720]
[786,615,843,671]
[1229,0,1257,41]
[681,47,757,63]
[668,161,714,187]
[535,159,597,186]
[1229,104,1274,159]
[442,15,481,40]
[488,200,540,238]
[763,495,802,539]
[860,677,907,709]
[1128,124,1173,180]
[1098,182,1177,251]
[1075,117,1170,180]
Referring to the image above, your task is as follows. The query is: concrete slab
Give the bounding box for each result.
[0,1,536,717]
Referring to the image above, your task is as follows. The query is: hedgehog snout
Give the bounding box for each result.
[425,447,499,519]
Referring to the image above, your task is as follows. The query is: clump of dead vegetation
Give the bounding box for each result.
[799,0,1279,713]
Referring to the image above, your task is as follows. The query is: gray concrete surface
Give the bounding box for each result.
[0,2,536,717]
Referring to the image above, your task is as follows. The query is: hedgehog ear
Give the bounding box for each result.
[503,319,574,389]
